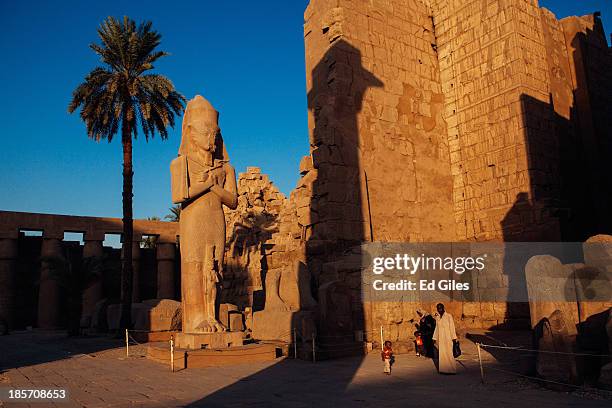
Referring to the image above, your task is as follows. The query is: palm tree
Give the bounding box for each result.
[165,204,181,222]
[68,16,185,329]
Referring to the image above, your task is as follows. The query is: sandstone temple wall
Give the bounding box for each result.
[303,0,457,244]
[253,0,612,346]
[432,0,558,241]
[431,0,612,241]
[294,0,612,249]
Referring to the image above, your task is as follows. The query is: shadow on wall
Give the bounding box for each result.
[497,14,612,331]
[503,16,611,236]
[491,17,612,386]
[561,14,612,239]
[305,38,382,356]
[509,15,612,243]
[516,93,611,243]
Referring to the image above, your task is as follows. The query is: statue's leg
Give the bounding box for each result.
[264,269,290,311]
[181,260,206,333]
[193,244,226,332]
[193,212,229,333]
[191,245,212,332]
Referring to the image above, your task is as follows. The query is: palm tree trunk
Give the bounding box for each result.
[119,118,134,330]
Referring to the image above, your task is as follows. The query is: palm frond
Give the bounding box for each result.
[69,16,185,142]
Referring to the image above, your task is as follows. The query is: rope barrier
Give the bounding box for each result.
[482,365,610,391]
[176,350,282,357]
[479,343,611,358]
[314,333,363,339]
[127,333,145,346]
[123,329,148,358]
[87,347,127,357]
[316,342,367,347]
[317,346,365,351]
[476,342,612,393]
[123,329,156,333]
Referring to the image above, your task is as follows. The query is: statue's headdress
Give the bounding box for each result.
[178,95,229,162]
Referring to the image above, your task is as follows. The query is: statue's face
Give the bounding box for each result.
[188,119,218,152]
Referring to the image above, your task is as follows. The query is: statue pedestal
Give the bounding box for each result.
[175,331,243,349]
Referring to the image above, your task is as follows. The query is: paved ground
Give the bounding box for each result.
[0,331,610,407]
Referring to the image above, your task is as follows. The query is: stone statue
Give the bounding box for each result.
[171,95,238,333]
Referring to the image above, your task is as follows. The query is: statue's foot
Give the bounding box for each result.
[194,318,226,333]
[194,320,214,333]
[267,295,290,312]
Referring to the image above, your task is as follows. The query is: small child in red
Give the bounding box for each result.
[381,340,394,375]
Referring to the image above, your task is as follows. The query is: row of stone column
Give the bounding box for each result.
[0,235,177,331]
[0,238,18,330]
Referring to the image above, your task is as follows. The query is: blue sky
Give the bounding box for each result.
[0,0,610,221]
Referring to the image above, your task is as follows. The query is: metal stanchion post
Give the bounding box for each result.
[380,326,384,351]
[293,328,297,359]
[125,329,129,357]
[312,333,316,363]
[477,343,484,383]
[170,335,175,373]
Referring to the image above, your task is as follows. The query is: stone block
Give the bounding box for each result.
[525,255,579,328]
[278,262,317,311]
[219,303,238,328]
[252,310,314,342]
[584,235,612,272]
[299,156,313,174]
[535,309,578,384]
[244,307,253,330]
[479,302,496,319]
[175,331,243,349]
[107,300,181,332]
[133,299,182,332]
[229,312,245,332]
[599,362,612,390]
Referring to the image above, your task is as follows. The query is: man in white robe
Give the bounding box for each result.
[432,303,458,374]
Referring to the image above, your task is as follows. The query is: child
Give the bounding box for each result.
[381,340,394,375]
[414,330,425,357]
